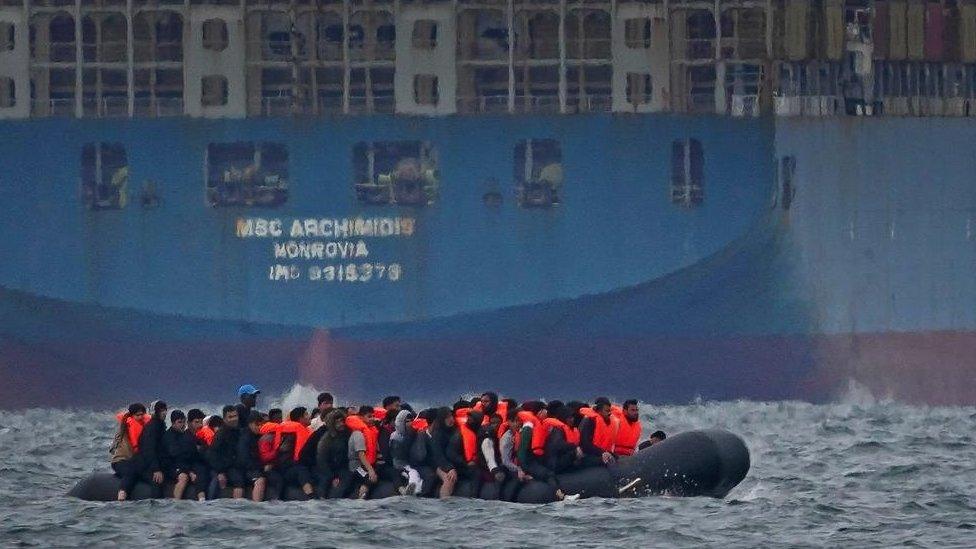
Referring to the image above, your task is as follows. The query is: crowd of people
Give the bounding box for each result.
[109,385,667,502]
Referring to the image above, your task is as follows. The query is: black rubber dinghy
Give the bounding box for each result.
[69,429,749,502]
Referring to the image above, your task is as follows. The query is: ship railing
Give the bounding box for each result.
[261,95,293,116]
[458,41,509,61]
[580,94,612,112]
[566,39,613,60]
[720,37,766,60]
[373,95,395,114]
[33,98,76,117]
[348,43,396,62]
[513,94,561,113]
[81,97,129,118]
[457,95,510,113]
[133,97,184,117]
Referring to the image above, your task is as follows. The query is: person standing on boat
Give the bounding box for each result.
[236,384,260,427]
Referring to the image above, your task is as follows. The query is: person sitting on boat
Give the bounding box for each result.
[477,413,507,499]
[638,431,667,451]
[498,407,529,502]
[186,409,212,449]
[206,405,245,499]
[578,397,618,468]
[612,400,642,458]
[136,400,169,499]
[390,409,422,495]
[162,409,208,501]
[448,409,484,496]
[236,411,271,502]
[374,396,403,486]
[315,409,353,498]
[540,404,580,475]
[110,403,149,501]
[268,408,283,424]
[422,407,457,498]
[263,407,316,499]
[345,406,380,499]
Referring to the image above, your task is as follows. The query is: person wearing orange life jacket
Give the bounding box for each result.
[475,392,510,425]
[540,405,580,475]
[346,406,380,499]
[448,410,485,496]
[110,402,150,501]
[578,397,619,468]
[612,399,642,458]
[476,413,508,500]
[261,407,316,499]
[406,408,442,498]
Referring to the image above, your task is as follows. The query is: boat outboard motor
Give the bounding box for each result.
[516,429,750,503]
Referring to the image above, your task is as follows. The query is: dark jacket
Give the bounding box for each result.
[447,431,471,470]
[138,417,166,473]
[236,428,262,473]
[578,417,603,457]
[162,427,199,471]
[427,428,454,472]
[299,426,327,469]
[206,426,241,473]
[544,427,577,474]
[315,430,350,481]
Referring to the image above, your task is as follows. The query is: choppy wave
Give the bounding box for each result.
[1,387,975,547]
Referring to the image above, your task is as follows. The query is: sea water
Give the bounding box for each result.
[1,385,974,548]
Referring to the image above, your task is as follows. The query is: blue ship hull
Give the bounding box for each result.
[1,115,973,407]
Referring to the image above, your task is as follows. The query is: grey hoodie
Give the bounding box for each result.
[390,409,414,469]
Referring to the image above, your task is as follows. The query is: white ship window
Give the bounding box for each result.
[81,143,128,210]
[206,142,289,208]
[624,18,652,49]
[202,19,228,51]
[353,141,439,206]
[414,74,439,105]
[514,139,562,208]
[201,75,228,106]
[671,139,703,207]
[412,20,437,49]
[0,78,13,108]
[780,156,796,210]
[1,22,13,51]
[626,73,653,106]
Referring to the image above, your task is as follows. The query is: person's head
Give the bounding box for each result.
[548,400,564,411]
[169,409,186,431]
[469,397,481,408]
[593,397,612,419]
[466,410,484,430]
[126,403,147,421]
[246,411,266,433]
[238,384,260,407]
[502,398,518,411]
[434,407,454,430]
[382,396,401,414]
[509,408,523,431]
[289,406,310,426]
[187,409,205,432]
[649,431,666,445]
[317,392,334,413]
[326,409,348,433]
[268,408,283,423]
[206,415,224,431]
[622,399,639,422]
[566,401,586,427]
[452,399,469,413]
[151,400,168,421]
[357,405,375,421]
[480,392,499,413]
[486,413,503,436]
[222,404,239,428]
[521,401,546,418]
[550,404,572,424]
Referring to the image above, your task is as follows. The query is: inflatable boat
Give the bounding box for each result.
[69,429,749,503]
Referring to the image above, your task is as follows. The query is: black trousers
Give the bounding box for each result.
[166,463,209,499]
[112,455,160,497]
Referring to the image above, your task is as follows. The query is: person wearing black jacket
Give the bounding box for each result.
[162,409,208,501]
[137,400,168,498]
[427,407,456,498]
[407,409,439,498]
[236,411,270,501]
[206,405,244,499]
[543,406,579,474]
[315,409,354,498]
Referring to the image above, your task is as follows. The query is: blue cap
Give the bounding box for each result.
[238,384,260,397]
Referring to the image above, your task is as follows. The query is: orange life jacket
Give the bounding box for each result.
[268,420,312,462]
[537,417,576,454]
[512,411,538,460]
[514,411,545,457]
[582,409,618,453]
[373,407,388,422]
[458,421,478,463]
[454,407,471,426]
[345,415,378,465]
[194,426,215,447]
[257,433,277,465]
[474,400,509,425]
[612,407,641,457]
[116,412,148,453]
[410,417,429,432]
